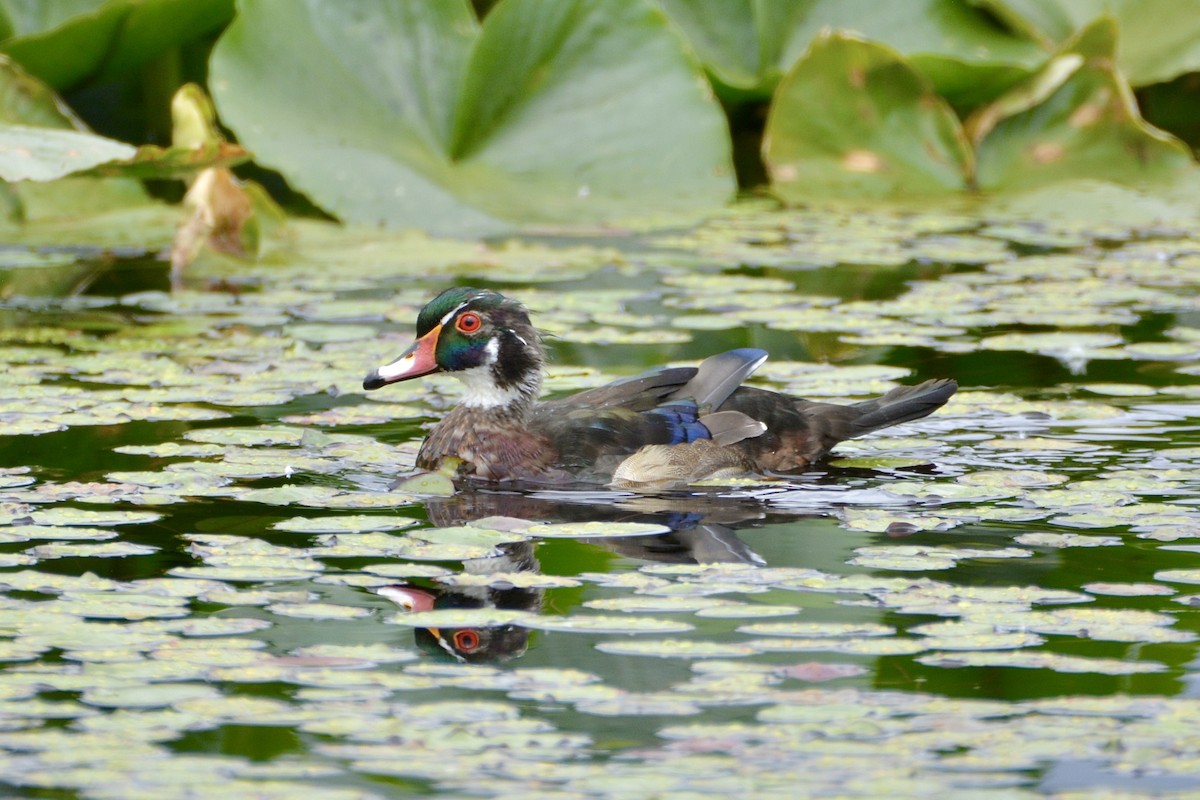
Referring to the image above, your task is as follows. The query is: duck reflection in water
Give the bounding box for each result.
[375,488,771,663]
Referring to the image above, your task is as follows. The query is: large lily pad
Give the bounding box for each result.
[210,0,733,236]
[658,0,1041,104]
[979,0,1200,85]
[0,124,134,181]
[968,19,1192,191]
[0,0,234,89]
[764,33,972,200]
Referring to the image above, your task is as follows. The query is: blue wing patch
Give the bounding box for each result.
[647,401,711,444]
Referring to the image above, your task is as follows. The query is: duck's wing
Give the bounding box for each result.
[540,348,768,413]
[666,348,767,408]
[530,349,770,476]
[539,366,696,412]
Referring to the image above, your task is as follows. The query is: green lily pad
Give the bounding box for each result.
[385,608,532,629]
[982,0,1200,86]
[583,597,730,614]
[184,427,305,447]
[26,508,161,527]
[25,542,159,559]
[411,526,528,547]
[694,603,801,619]
[908,621,1045,651]
[165,618,275,637]
[1085,582,1175,597]
[957,470,1069,488]
[272,515,419,534]
[168,566,322,583]
[1014,532,1122,548]
[917,650,1165,674]
[0,124,136,182]
[594,639,757,659]
[531,521,671,538]
[0,526,118,542]
[574,693,704,717]
[81,683,223,709]
[267,602,371,620]
[439,572,581,590]
[360,564,453,579]
[210,0,733,235]
[1154,569,1200,585]
[736,622,894,638]
[970,19,1192,191]
[745,637,928,656]
[524,615,693,635]
[765,33,971,200]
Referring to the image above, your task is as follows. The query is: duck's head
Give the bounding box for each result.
[363,288,543,408]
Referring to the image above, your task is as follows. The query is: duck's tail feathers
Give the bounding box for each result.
[845,378,958,437]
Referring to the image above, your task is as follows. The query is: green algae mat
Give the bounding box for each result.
[5,201,1200,797]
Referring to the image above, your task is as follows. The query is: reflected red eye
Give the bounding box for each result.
[455,312,482,334]
[453,629,481,652]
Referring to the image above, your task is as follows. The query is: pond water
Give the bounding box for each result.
[4,204,1200,797]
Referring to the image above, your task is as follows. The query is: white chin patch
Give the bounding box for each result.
[455,338,518,409]
[456,367,525,409]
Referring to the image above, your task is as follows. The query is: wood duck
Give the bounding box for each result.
[363,287,957,489]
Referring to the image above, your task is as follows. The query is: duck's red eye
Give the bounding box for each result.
[455,312,482,334]
[452,629,481,652]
